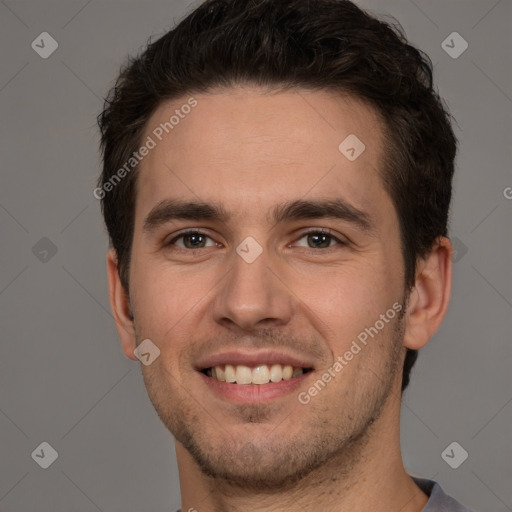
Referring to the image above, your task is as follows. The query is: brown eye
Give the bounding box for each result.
[306,232,333,249]
[167,230,216,249]
[293,229,345,250]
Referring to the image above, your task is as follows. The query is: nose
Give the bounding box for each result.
[211,243,294,332]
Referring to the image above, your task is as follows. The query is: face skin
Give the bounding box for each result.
[107,87,452,512]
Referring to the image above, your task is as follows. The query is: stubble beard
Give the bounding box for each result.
[139,308,406,492]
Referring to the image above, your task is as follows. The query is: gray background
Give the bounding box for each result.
[0,0,511,510]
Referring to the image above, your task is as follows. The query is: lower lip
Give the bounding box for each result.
[198,371,312,404]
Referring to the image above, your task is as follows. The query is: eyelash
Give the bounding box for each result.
[165,228,346,251]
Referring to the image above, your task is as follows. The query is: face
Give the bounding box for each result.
[119,87,409,488]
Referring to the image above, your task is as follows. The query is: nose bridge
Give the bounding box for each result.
[211,240,293,331]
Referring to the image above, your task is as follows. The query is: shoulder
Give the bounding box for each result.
[412,476,477,512]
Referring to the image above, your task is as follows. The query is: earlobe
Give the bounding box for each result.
[106,249,138,361]
[403,237,453,350]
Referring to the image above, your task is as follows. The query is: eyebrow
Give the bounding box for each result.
[142,198,374,234]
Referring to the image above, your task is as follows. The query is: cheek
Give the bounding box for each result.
[130,258,212,340]
[290,258,401,353]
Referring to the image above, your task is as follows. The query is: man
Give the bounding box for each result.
[97,0,476,510]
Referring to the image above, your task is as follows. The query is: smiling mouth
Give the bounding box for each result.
[201,364,313,385]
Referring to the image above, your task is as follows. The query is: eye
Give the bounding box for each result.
[166,230,218,249]
[293,229,346,249]
[164,228,345,251]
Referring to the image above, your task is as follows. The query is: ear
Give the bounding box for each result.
[403,236,453,350]
[106,248,138,361]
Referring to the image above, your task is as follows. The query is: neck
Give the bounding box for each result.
[176,392,428,512]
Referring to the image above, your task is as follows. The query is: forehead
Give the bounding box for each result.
[134,87,389,226]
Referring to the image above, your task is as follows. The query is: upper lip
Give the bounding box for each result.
[196,350,315,370]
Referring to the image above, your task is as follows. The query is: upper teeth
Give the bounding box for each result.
[206,364,304,384]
